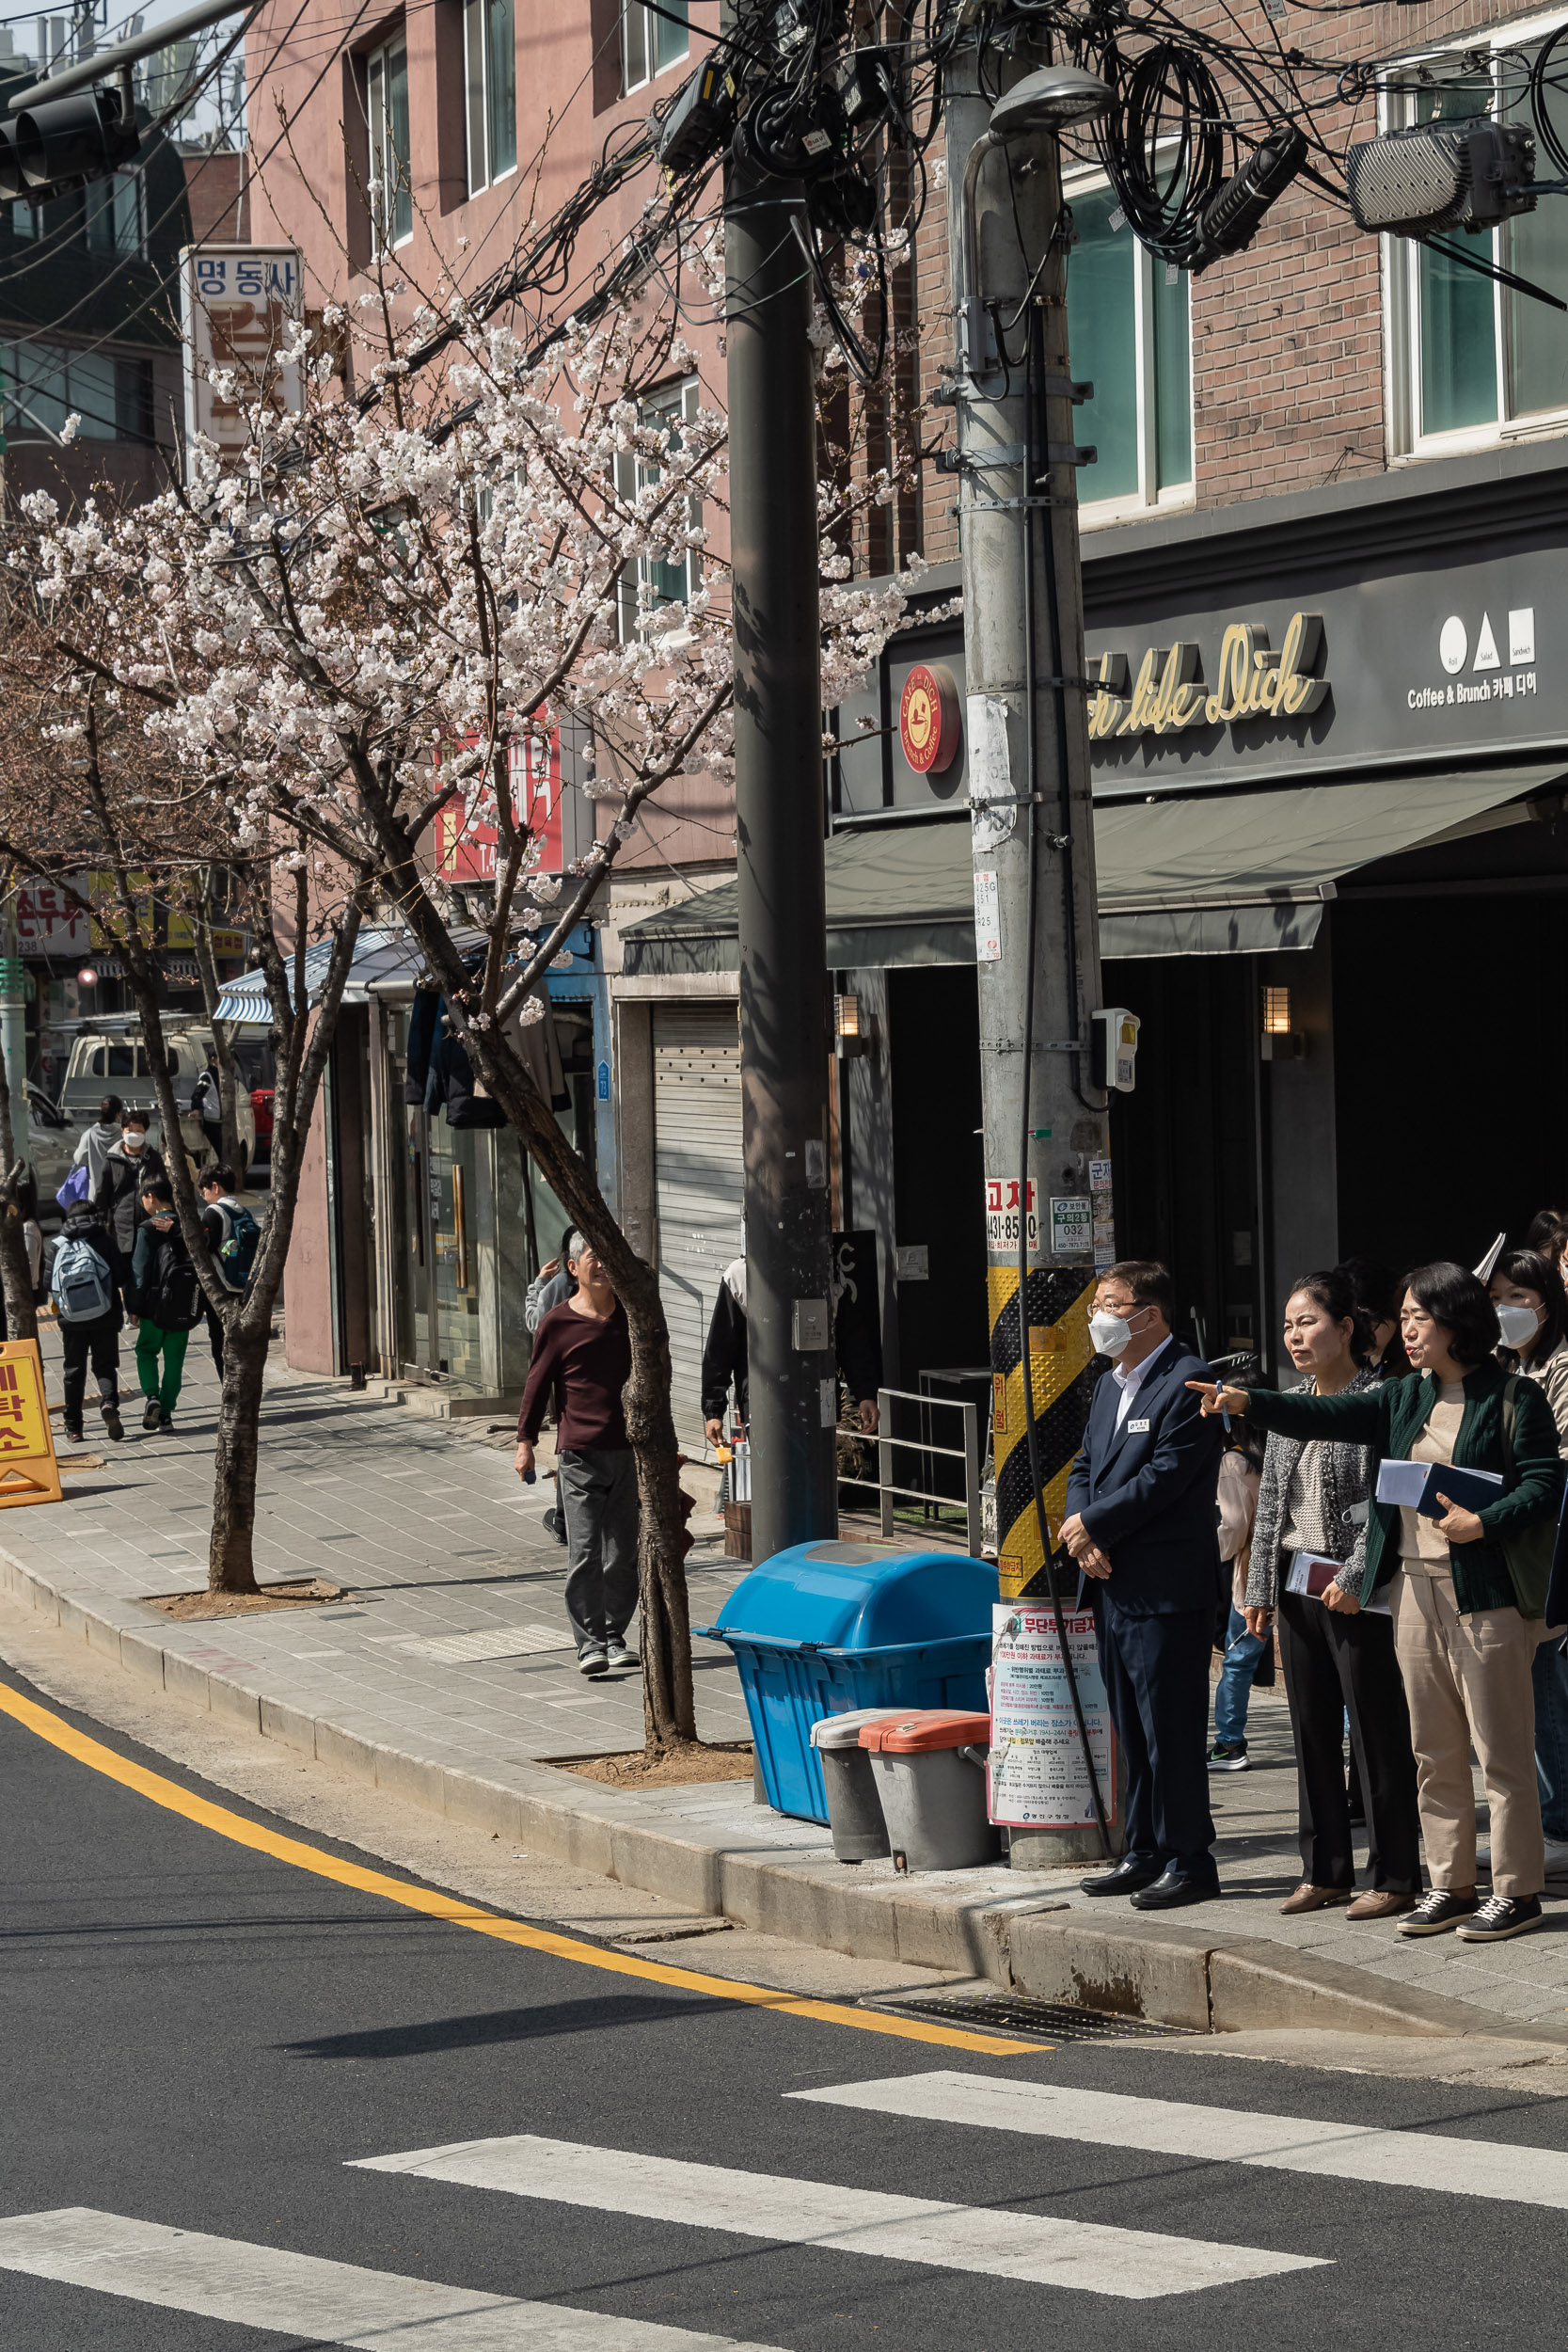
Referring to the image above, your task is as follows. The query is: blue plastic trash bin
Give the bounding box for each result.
[697,1540,997,1822]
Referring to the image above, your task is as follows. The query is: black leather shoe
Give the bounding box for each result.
[1081,1854,1162,1898]
[1129,1861,1222,1911]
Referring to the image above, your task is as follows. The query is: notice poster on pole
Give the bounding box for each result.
[988,1602,1116,1830]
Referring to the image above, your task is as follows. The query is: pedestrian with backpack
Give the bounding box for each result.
[131,1178,204,1432]
[49,1202,125,1444]
[198,1166,258,1377]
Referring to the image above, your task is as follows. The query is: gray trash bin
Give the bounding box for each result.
[859,1709,999,1873]
[809,1708,903,1863]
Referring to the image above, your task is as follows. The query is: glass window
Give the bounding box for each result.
[622,0,687,95]
[367,34,413,254]
[1065,184,1193,514]
[3,340,153,442]
[1396,40,1568,445]
[464,0,515,198]
[614,376,701,639]
[85,174,144,260]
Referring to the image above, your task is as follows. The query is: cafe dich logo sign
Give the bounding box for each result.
[1087,612,1329,742]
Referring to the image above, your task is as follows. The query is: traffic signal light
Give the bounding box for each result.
[0,85,141,203]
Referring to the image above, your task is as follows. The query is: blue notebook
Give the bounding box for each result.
[1375,1460,1504,1518]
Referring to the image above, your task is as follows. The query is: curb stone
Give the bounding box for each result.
[7,1541,1566,2049]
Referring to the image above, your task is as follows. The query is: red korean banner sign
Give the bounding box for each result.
[436,733,562,882]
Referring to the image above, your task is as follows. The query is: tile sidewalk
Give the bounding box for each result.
[6,1315,1568,2036]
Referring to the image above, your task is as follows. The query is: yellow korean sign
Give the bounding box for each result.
[0,1341,62,1508]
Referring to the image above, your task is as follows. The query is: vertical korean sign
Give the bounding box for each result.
[436,734,565,882]
[0,1342,62,1508]
[180,245,305,471]
[988,1603,1116,1830]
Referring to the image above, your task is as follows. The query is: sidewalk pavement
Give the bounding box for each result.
[6,1316,1568,2047]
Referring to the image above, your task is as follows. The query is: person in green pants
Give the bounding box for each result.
[131,1178,203,1434]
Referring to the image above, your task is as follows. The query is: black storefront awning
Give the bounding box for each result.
[619,763,1565,976]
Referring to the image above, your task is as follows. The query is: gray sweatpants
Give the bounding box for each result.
[559,1446,640,1652]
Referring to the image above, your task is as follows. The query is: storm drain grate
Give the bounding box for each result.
[859,1991,1197,2043]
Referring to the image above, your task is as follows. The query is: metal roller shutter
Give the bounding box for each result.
[653,1003,743,1444]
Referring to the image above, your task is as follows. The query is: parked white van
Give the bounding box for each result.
[58,1021,257,1172]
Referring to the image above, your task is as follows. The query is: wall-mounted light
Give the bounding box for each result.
[1261,985,1305,1061]
[834,993,871,1058]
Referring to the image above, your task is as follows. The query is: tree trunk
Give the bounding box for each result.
[214,1022,244,1179]
[0,1047,39,1346]
[208,1311,270,1593]
[620,1258,698,1749]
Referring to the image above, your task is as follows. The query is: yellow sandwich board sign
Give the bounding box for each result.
[0,1340,62,1508]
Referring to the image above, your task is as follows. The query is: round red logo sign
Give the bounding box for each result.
[898,662,960,775]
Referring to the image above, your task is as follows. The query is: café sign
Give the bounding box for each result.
[1087,611,1329,742]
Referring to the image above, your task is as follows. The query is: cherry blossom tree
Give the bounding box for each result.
[0,278,927,1751]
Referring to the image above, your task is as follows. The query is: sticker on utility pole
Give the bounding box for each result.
[1088,1158,1114,1192]
[967,696,1015,852]
[985,1176,1037,1253]
[974,868,1001,961]
[1049,1195,1093,1258]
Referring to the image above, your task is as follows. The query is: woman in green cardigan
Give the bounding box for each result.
[1194,1261,1565,1945]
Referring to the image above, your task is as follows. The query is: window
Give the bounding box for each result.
[622,0,687,96]
[615,376,701,639]
[367,33,413,254]
[1388,36,1568,452]
[1065,182,1193,517]
[85,173,144,260]
[464,0,516,196]
[2,340,152,443]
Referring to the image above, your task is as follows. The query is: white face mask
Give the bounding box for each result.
[121,1130,145,1152]
[1090,1305,1154,1359]
[1497,1302,1543,1350]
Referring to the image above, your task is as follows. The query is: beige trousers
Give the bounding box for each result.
[1390,1570,1544,1899]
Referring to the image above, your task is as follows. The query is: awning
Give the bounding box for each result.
[619,763,1565,975]
[213,925,498,1029]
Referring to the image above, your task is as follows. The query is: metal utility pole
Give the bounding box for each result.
[725,152,837,1565]
[947,57,1115,1865]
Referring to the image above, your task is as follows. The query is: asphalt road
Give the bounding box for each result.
[5,1654,1568,2351]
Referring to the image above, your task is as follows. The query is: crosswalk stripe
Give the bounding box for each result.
[787,2071,1568,2210]
[352,2134,1326,2297]
[0,2208,784,2349]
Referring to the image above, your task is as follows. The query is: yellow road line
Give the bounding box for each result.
[0,1678,1044,2058]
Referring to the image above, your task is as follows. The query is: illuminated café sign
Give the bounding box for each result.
[1087,612,1329,741]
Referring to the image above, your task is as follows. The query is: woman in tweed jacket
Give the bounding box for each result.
[1243,1268,1422,1921]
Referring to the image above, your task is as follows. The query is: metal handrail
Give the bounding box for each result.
[875,1385,983,1555]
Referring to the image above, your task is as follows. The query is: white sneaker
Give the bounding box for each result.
[578,1645,609,1677]
[1543,1836,1568,1878]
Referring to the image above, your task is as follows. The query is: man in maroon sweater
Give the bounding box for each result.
[516,1232,639,1677]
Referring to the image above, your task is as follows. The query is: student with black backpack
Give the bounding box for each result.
[49,1202,125,1444]
[131,1178,204,1433]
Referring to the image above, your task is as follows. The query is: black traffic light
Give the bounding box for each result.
[0,86,141,203]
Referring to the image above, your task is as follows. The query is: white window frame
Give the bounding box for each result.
[367,31,413,258]
[1385,8,1568,462]
[615,375,701,641]
[464,0,516,199]
[1062,161,1196,532]
[621,0,688,99]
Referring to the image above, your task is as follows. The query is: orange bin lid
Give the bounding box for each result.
[858,1708,990,1755]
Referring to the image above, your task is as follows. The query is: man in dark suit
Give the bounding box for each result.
[1060,1260,1226,1910]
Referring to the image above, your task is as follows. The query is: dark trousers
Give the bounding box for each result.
[1095,1595,1216,1871]
[559,1447,640,1652]
[1278,1590,1422,1894]
[205,1298,225,1379]
[61,1311,119,1424]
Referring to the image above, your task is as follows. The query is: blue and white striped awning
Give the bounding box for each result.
[213,928,429,1027]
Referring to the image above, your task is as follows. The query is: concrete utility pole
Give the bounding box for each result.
[946,57,1114,1863]
[725,152,837,1565]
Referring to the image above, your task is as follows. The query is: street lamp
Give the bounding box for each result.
[958,67,1114,375]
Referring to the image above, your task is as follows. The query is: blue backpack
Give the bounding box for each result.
[52,1237,114,1324]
